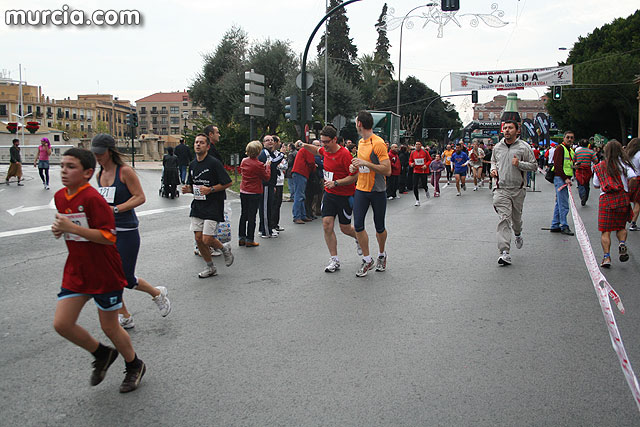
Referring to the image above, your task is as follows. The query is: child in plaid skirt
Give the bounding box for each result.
[593,140,637,268]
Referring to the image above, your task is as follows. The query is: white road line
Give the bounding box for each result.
[6,198,56,216]
[0,204,192,239]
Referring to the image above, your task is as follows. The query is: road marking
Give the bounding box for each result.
[0,204,191,239]
[6,198,56,216]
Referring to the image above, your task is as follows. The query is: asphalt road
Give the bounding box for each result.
[1,164,639,426]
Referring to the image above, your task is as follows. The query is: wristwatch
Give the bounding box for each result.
[334,180,339,187]
[113,206,119,214]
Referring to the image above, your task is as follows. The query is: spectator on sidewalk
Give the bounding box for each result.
[387,143,401,199]
[174,139,192,184]
[549,131,576,236]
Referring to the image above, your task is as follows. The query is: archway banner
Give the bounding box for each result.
[450,65,573,91]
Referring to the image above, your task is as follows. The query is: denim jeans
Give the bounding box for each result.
[291,172,307,220]
[179,165,187,184]
[551,175,570,229]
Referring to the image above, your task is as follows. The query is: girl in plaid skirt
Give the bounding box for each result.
[593,140,637,268]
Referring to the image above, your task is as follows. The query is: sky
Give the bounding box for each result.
[2,0,639,124]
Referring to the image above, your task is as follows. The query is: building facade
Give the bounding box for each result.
[135,90,209,139]
[472,94,550,123]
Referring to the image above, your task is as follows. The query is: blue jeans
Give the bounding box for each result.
[179,165,187,184]
[291,172,307,220]
[551,176,570,229]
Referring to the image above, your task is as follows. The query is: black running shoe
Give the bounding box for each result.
[90,347,118,386]
[119,361,146,393]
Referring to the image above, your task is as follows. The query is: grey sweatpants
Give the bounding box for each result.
[492,187,526,253]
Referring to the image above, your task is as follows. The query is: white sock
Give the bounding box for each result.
[378,252,386,258]
[332,256,339,262]
[363,255,372,263]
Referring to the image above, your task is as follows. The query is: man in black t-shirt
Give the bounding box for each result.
[182,133,234,278]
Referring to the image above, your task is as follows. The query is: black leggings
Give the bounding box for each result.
[38,167,49,185]
[445,164,453,181]
[240,193,261,242]
[413,173,429,200]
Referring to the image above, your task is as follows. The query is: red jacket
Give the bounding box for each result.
[388,150,401,176]
[240,157,270,194]
[409,149,432,174]
[291,148,316,178]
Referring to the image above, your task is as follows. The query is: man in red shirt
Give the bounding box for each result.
[301,126,361,272]
[409,141,432,206]
[290,139,316,224]
[387,143,401,200]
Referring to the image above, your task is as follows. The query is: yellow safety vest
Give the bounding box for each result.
[552,144,574,177]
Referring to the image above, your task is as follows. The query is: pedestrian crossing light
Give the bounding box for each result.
[285,95,298,121]
[471,90,478,103]
[553,86,562,100]
[441,0,460,11]
[132,113,138,127]
[126,113,132,126]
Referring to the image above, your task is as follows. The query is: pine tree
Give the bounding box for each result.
[317,0,361,85]
[373,3,394,84]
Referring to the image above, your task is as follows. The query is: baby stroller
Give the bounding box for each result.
[160,147,180,199]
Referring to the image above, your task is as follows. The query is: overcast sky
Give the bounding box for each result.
[3,0,638,123]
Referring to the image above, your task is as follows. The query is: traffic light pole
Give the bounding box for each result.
[131,126,135,168]
[300,0,362,131]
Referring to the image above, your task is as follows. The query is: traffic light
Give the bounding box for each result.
[471,90,478,103]
[132,112,138,127]
[125,113,132,126]
[553,86,562,100]
[285,95,298,121]
[628,127,633,140]
[441,0,460,11]
[305,95,313,122]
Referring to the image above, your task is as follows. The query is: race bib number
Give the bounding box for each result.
[414,158,425,166]
[193,185,207,200]
[323,170,334,182]
[358,166,370,174]
[98,186,116,204]
[62,213,89,242]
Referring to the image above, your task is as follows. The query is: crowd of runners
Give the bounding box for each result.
[10,109,634,395]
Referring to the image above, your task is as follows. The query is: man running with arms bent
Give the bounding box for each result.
[349,111,392,277]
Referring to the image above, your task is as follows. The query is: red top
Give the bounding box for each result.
[388,150,401,176]
[292,147,316,179]
[319,146,356,196]
[54,184,127,294]
[409,149,432,174]
[240,157,270,194]
[533,148,540,160]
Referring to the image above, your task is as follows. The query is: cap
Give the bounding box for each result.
[90,134,115,154]
[40,137,50,143]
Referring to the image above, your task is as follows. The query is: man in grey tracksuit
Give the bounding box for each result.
[490,120,538,266]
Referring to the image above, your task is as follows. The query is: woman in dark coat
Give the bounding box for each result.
[162,146,180,198]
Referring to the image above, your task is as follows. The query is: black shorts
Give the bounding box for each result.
[57,288,123,311]
[321,192,353,225]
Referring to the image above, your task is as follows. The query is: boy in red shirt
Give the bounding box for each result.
[52,148,145,393]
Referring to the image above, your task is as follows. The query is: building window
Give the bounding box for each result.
[65,110,69,119]
[170,117,180,124]
[27,105,33,113]
[48,122,52,127]
[161,127,167,135]
[183,102,188,107]
[141,127,146,134]
[54,135,60,142]
[170,106,179,114]
[161,117,168,124]
[478,112,484,120]
[171,127,180,134]
[80,124,84,131]
[88,125,92,132]
[0,105,6,116]
[140,107,146,114]
[161,108,168,114]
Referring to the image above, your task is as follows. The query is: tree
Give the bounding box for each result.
[317,0,362,85]
[358,54,394,110]
[546,11,640,141]
[306,59,364,124]
[373,3,394,83]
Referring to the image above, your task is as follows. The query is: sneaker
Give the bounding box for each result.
[456,192,461,196]
[629,223,639,231]
[152,286,171,317]
[462,183,466,191]
[245,241,259,247]
[198,265,217,278]
[119,361,146,393]
[43,183,47,190]
[45,184,50,190]
[375,253,387,272]
[325,258,340,273]
[473,186,478,191]
[498,251,512,266]
[515,235,523,249]
[270,230,279,238]
[601,256,611,269]
[222,244,234,267]
[17,181,24,186]
[425,190,430,199]
[434,192,440,197]
[387,196,394,200]
[560,227,574,236]
[211,247,222,257]
[194,244,200,256]
[356,258,375,277]
[90,346,118,386]
[118,314,135,329]
[414,200,420,206]
[260,233,271,239]
[355,240,363,256]
[619,244,629,262]
[275,226,285,232]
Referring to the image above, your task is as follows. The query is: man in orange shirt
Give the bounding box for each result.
[349,111,391,277]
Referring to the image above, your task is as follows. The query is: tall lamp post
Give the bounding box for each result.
[396,3,435,115]
[182,111,189,138]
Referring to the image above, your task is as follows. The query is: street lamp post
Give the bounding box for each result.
[182,111,189,137]
[396,3,435,115]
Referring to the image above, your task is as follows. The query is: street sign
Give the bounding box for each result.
[244,82,264,95]
[422,129,428,139]
[244,94,265,106]
[244,106,265,117]
[244,70,265,84]
[296,72,314,89]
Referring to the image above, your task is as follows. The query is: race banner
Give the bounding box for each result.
[521,118,537,144]
[451,65,573,91]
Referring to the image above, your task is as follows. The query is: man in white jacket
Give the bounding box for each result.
[490,120,538,266]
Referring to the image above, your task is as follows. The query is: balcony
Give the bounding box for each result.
[160,110,168,115]
[80,115,85,120]
[150,110,158,115]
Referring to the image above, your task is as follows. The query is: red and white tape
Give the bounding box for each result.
[564,183,640,411]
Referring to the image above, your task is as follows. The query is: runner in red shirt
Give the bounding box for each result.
[300,125,361,272]
[408,141,432,206]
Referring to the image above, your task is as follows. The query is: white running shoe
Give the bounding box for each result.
[414,200,420,206]
[355,239,363,256]
[356,258,375,277]
[456,192,461,196]
[498,251,512,266]
[473,186,478,191]
[270,229,280,238]
[152,286,171,317]
[515,235,523,249]
[198,265,217,278]
[211,247,222,256]
[119,314,135,329]
[425,190,430,199]
[325,258,340,273]
[375,253,387,272]
[222,243,234,267]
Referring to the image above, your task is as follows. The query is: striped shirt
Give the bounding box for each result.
[574,147,597,169]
